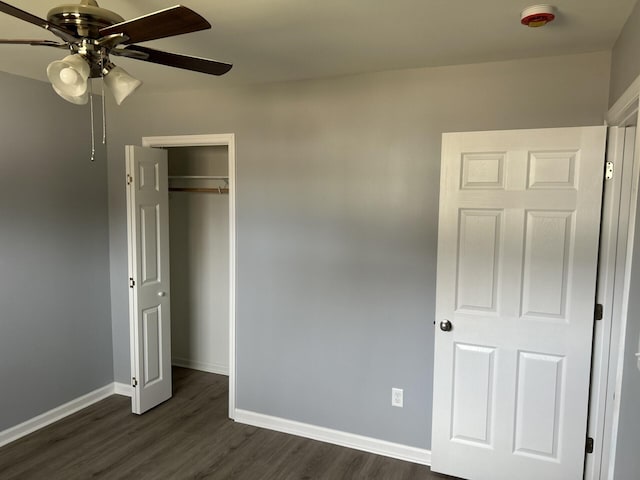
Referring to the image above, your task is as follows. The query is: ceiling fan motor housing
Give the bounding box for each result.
[47,0,123,39]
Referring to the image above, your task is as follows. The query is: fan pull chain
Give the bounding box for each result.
[89,79,95,162]
[102,83,107,144]
[101,58,107,145]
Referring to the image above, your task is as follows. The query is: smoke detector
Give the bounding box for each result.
[521,4,556,28]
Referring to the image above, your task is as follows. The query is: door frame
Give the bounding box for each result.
[585,76,640,480]
[140,133,237,420]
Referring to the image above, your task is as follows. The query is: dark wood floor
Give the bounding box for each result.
[0,368,455,479]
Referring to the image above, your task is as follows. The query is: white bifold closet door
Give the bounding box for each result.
[126,145,172,415]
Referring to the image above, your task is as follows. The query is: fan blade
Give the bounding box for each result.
[112,45,232,76]
[99,5,210,45]
[0,39,66,47]
[0,1,77,43]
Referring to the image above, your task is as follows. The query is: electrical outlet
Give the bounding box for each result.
[392,388,403,408]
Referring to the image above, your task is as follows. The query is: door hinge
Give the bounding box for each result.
[605,161,614,180]
[586,436,594,454]
[129,277,135,288]
[126,174,133,185]
[132,377,138,388]
[594,303,603,321]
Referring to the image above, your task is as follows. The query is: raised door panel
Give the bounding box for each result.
[461,153,506,189]
[138,160,160,192]
[143,306,162,386]
[451,343,497,446]
[456,209,502,313]
[514,352,565,459]
[140,205,160,285]
[521,211,573,320]
[527,151,578,190]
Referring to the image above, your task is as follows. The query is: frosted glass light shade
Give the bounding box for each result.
[52,84,89,105]
[47,54,90,99]
[104,66,142,105]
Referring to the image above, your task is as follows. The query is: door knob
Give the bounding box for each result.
[157,291,166,297]
[440,320,452,332]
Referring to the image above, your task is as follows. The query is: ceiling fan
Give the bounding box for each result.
[0,0,232,105]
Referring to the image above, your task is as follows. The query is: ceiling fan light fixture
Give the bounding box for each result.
[2,1,232,108]
[47,53,90,100]
[103,64,142,105]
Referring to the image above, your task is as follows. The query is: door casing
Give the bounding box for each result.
[586,75,640,480]
[133,133,237,420]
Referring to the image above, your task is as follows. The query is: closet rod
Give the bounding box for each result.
[169,187,229,194]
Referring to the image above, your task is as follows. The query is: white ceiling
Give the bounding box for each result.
[0,0,637,91]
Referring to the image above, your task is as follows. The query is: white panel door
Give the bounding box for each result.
[432,127,607,480]
[126,145,172,414]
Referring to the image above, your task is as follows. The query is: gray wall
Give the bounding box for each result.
[610,0,640,105]
[0,72,113,431]
[107,51,610,449]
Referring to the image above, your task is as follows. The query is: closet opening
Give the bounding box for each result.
[128,133,237,417]
[167,145,231,395]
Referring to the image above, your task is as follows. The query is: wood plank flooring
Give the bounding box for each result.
[0,368,456,479]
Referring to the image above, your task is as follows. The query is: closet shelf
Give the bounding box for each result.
[168,175,229,180]
[168,175,229,194]
[169,187,229,194]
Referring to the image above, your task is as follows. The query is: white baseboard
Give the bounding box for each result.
[234,409,431,466]
[172,357,229,376]
[114,382,134,397]
[0,383,116,448]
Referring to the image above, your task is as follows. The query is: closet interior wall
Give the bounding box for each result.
[168,146,230,375]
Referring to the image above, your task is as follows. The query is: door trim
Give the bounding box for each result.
[586,77,640,480]
[141,133,237,420]
[607,75,640,127]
